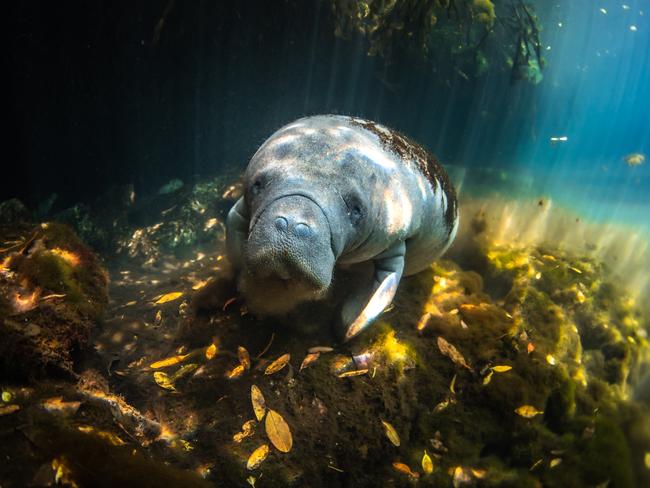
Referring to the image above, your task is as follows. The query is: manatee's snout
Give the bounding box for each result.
[241,195,334,314]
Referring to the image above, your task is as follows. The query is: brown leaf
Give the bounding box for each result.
[265,409,293,453]
[251,385,267,421]
[392,462,419,478]
[300,352,320,371]
[338,369,369,378]
[238,346,251,370]
[437,337,473,371]
[515,405,544,418]
[381,420,400,446]
[264,354,290,375]
[308,346,334,354]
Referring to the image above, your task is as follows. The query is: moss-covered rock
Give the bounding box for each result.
[0,222,108,378]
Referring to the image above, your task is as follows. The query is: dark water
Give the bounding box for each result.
[3,1,650,487]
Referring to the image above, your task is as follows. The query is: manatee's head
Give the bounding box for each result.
[237,117,380,316]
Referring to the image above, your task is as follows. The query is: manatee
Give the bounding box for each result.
[226,115,458,340]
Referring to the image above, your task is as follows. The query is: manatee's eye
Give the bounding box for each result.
[250,179,263,196]
[344,194,365,226]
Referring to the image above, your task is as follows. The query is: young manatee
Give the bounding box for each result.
[226,115,458,340]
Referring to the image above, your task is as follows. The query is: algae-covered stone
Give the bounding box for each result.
[0,222,108,378]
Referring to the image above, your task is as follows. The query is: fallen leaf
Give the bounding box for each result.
[233,420,257,443]
[392,462,419,478]
[153,372,176,391]
[482,370,494,385]
[251,385,267,421]
[308,346,334,353]
[246,475,256,487]
[226,364,245,379]
[264,354,291,375]
[238,346,251,370]
[515,405,544,418]
[546,354,557,365]
[265,409,293,453]
[246,444,269,470]
[0,404,20,416]
[434,398,452,413]
[78,425,125,446]
[422,450,434,474]
[150,354,189,369]
[437,337,473,371]
[338,369,368,378]
[549,458,562,468]
[527,342,536,354]
[205,343,217,360]
[417,312,432,330]
[170,363,199,381]
[491,365,512,373]
[381,420,400,446]
[452,466,471,487]
[41,397,81,415]
[300,352,320,371]
[155,292,184,304]
[471,468,487,479]
[154,310,163,325]
[222,297,237,311]
[449,374,457,394]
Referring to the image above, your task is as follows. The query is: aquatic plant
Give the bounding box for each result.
[330,0,545,84]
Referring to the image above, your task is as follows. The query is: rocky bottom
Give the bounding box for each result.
[1,196,650,487]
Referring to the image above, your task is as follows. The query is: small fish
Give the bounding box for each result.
[550,136,568,145]
[624,153,645,166]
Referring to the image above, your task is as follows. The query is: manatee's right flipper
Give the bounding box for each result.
[225,196,249,269]
[342,241,406,341]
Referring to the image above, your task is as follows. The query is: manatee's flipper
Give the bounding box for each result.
[343,241,405,341]
[226,197,249,269]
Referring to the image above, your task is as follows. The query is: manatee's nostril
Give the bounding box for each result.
[294,223,312,238]
[274,216,289,232]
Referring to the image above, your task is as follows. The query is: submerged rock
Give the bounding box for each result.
[0,222,108,378]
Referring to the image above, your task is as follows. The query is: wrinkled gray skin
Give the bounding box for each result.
[226,115,458,340]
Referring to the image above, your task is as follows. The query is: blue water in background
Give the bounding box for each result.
[490,1,650,229]
[5,0,649,234]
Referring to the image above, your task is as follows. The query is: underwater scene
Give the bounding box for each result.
[3,1,650,487]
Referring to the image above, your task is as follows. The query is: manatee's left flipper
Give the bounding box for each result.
[343,241,406,341]
[225,196,249,269]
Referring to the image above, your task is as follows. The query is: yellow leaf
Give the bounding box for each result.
[0,404,20,416]
[153,372,176,391]
[449,374,457,394]
[515,405,544,418]
[246,444,269,470]
[437,337,473,371]
[205,343,217,360]
[150,354,189,369]
[491,365,512,373]
[233,420,257,443]
[550,458,562,468]
[546,354,557,365]
[226,364,245,379]
[338,369,369,378]
[265,409,293,453]
[155,292,184,304]
[251,385,267,421]
[300,352,320,371]
[264,353,291,375]
[381,420,400,446]
[238,346,251,370]
[422,450,434,474]
[392,462,419,478]
[483,370,494,385]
